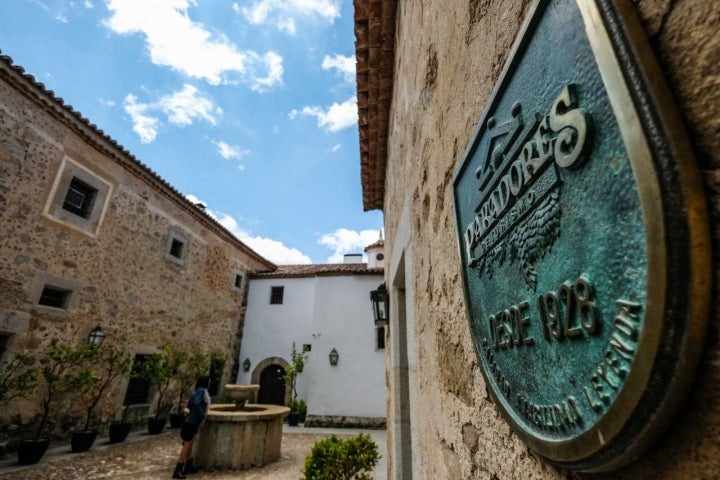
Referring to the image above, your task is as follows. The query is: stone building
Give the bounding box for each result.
[236,242,386,428]
[0,53,275,430]
[355,0,719,479]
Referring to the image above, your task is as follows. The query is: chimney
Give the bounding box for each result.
[343,254,363,264]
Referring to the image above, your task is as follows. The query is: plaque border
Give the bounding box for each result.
[452,0,711,471]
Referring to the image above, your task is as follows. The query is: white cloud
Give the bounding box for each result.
[84,1,94,8]
[104,0,283,89]
[318,228,382,263]
[250,51,284,92]
[99,98,116,107]
[157,84,220,126]
[289,96,357,132]
[331,144,341,152]
[322,54,355,84]
[124,85,220,142]
[123,94,159,143]
[240,0,341,33]
[277,17,296,35]
[214,140,250,162]
[185,195,312,265]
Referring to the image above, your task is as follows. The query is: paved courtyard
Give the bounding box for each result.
[0,426,387,480]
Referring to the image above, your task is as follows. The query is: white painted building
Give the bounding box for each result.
[236,241,387,427]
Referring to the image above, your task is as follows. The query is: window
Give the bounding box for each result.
[62,177,97,219]
[376,253,385,261]
[44,157,112,235]
[270,286,284,305]
[124,355,151,405]
[38,285,71,309]
[169,239,184,259]
[0,334,11,359]
[233,273,243,291]
[376,326,386,350]
[303,344,312,352]
[165,232,188,264]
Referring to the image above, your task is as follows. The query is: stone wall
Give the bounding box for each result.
[0,57,274,438]
[381,0,719,479]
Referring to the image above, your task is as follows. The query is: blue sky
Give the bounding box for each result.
[0,0,383,264]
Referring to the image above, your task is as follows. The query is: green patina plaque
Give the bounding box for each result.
[453,0,710,472]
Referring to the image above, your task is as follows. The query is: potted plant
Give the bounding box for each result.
[135,344,182,435]
[69,343,131,452]
[281,343,308,426]
[0,350,38,404]
[170,345,208,428]
[18,339,83,465]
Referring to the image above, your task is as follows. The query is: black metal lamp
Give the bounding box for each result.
[88,326,105,348]
[370,282,389,327]
[329,348,339,366]
[242,358,251,372]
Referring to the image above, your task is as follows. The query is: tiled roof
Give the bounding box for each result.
[0,51,276,271]
[355,0,398,212]
[364,239,384,251]
[251,263,384,279]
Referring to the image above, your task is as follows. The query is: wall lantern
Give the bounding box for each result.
[370,282,389,327]
[329,348,339,366]
[88,326,105,348]
[243,358,251,372]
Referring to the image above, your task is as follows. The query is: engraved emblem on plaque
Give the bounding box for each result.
[452,0,710,472]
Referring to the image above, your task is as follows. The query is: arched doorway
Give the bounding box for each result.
[258,365,286,405]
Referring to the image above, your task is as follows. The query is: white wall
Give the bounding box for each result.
[306,275,386,418]
[236,272,386,419]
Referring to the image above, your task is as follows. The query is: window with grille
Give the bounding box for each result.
[62,177,97,219]
[234,273,243,289]
[124,354,151,405]
[165,232,188,264]
[270,286,284,304]
[38,285,71,309]
[376,326,386,350]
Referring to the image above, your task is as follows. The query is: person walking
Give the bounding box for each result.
[172,375,211,479]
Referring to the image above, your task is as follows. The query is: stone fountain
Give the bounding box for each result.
[194,384,289,470]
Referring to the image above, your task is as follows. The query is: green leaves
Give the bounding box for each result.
[302,433,380,480]
[0,350,38,402]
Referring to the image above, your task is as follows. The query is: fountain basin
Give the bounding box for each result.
[194,403,289,470]
[224,384,259,406]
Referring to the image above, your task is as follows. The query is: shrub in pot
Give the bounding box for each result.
[135,344,183,435]
[0,350,39,461]
[19,339,84,465]
[280,343,308,425]
[70,343,131,452]
[170,345,208,428]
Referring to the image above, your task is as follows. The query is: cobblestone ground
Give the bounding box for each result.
[0,432,347,480]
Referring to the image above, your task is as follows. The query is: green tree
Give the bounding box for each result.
[35,339,86,439]
[134,344,183,419]
[280,342,308,410]
[0,350,38,403]
[173,345,209,412]
[70,343,132,431]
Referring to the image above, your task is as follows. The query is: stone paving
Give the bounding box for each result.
[0,426,387,480]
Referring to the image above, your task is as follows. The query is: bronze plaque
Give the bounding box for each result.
[452,0,710,471]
